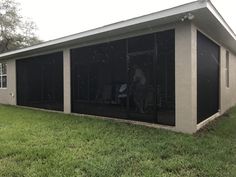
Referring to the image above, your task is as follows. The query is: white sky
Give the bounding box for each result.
[17,0,236,41]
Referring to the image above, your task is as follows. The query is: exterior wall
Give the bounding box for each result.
[2,21,236,134]
[67,22,198,133]
[0,22,199,133]
[194,24,236,130]
[175,22,197,133]
[0,59,16,105]
[220,48,236,113]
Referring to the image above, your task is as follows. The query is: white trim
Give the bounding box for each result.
[197,112,220,130]
[226,50,230,88]
[206,1,236,40]
[0,63,7,89]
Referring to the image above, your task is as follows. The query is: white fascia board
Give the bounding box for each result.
[206,1,236,40]
[0,1,206,59]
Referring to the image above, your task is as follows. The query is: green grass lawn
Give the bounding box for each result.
[0,105,235,177]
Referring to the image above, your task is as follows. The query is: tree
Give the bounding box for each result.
[0,0,41,53]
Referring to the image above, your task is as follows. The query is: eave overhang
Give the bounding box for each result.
[0,0,235,60]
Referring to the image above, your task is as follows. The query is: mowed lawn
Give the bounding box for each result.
[0,105,235,177]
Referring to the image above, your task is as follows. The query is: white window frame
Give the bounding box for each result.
[0,63,7,89]
[225,51,230,88]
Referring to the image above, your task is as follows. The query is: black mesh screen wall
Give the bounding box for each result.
[156,30,175,125]
[16,52,63,111]
[197,31,220,123]
[71,29,175,125]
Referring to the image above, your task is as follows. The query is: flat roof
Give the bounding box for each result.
[0,0,235,60]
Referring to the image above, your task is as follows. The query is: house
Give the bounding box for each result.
[0,0,235,133]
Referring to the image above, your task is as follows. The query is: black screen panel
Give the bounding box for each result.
[71,40,128,118]
[156,30,175,126]
[197,32,220,123]
[16,52,63,111]
[71,30,175,125]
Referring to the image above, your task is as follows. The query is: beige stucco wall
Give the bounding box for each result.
[175,22,197,133]
[0,59,16,105]
[220,48,236,113]
[63,48,71,113]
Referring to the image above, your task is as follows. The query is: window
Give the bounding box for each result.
[226,51,229,88]
[0,63,7,88]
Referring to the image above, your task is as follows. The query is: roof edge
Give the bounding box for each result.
[206,0,236,40]
[0,1,207,59]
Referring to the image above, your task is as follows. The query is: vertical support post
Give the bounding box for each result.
[8,59,17,105]
[175,22,197,133]
[219,47,230,114]
[63,48,71,113]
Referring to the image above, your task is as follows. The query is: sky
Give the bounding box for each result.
[17,0,236,41]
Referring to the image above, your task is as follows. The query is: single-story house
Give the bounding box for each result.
[0,0,235,133]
